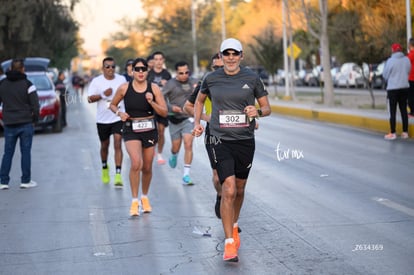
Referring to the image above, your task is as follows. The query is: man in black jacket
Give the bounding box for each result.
[0,58,40,190]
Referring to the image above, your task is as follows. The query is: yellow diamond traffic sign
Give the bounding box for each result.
[286,42,302,59]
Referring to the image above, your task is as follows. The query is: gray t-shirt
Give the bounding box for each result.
[200,66,268,140]
[163,77,198,120]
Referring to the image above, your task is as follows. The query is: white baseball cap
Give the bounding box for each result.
[220,38,243,53]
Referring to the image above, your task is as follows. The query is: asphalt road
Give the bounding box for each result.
[0,93,413,275]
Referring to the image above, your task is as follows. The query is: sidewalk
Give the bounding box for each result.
[266,85,414,138]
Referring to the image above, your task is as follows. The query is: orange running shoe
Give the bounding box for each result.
[141,197,152,213]
[129,201,140,216]
[233,226,240,249]
[223,241,238,262]
[157,158,166,165]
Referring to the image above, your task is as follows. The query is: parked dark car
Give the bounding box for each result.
[0,57,62,132]
[247,66,270,86]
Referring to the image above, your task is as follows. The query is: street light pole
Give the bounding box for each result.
[407,0,412,48]
[282,0,291,100]
[221,0,226,41]
[191,0,199,76]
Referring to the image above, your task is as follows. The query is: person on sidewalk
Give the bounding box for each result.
[110,58,167,216]
[192,38,271,262]
[163,61,198,185]
[54,71,68,127]
[407,38,414,117]
[382,43,411,140]
[0,58,40,190]
[147,51,171,165]
[184,53,224,217]
[87,57,126,187]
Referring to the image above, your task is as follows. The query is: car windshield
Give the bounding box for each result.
[27,74,53,91]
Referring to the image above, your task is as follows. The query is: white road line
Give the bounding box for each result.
[81,149,93,170]
[373,197,414,218]
[89,208,113,257]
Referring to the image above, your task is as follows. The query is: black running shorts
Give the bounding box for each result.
[211,138,255,184]
[97,121,123,141]
[204,124,216,169]
[155,114,169,127]
[122,123,158,148]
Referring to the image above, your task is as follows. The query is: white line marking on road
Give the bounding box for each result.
[89,208,113,257]
[81,149,94,171]
[373,197,414,218]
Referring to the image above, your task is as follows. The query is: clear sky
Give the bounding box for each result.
[73,0,144,56]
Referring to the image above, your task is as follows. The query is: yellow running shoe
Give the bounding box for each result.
[114,173,123,188]
[129,201,140,216]
[102,167,110,184]
[141,197,152,213]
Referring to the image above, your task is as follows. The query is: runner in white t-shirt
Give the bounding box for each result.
[87,57,126,187]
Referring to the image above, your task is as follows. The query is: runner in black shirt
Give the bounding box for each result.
[193,38,271,262]
[110,58,167,217]
[147,51,171,165]
[184,53,223,216]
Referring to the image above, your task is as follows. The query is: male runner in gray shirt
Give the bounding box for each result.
[163,61,198,185]
[193,38,271,262]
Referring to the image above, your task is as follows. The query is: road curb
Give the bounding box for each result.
[270,104,414,137]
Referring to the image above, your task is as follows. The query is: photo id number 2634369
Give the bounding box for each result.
[352,244,383,252]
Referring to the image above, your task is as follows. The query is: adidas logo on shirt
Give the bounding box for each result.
[242,84,250,89]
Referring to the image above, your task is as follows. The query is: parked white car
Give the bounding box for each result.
[335,62,365,88]
[275,69,302,86]
[371,61,386,89]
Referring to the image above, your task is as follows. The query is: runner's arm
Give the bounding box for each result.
[110,83,129,121]
[256,95,271,117]
[192,92,207,137]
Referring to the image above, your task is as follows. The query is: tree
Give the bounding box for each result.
[101,0,408,86]
[138,0,224,70]
[105,44,138,70]
[249,24,283,84]
[327,0,406,65]
[138,0,266,69]
[298,0,335,106]
[0,0,80,70]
